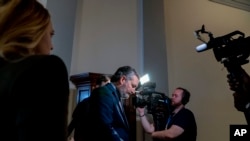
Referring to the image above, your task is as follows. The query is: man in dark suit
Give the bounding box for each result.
[68,75,111,141]
[85,66,140,141]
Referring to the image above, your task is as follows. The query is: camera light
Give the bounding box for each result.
[140,74,150,85]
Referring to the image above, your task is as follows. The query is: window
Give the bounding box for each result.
[77,87,90,103]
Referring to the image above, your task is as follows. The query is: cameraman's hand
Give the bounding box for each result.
[227,68,250,92]
[136,107,145,117]
[227,68,250,111]
[233,92,249,112]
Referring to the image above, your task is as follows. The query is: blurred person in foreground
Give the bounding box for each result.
[95,74,111,88]
[67,74,111,141]
[0,0,69,141]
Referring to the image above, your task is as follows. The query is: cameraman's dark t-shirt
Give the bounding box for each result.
[167,108,197,141]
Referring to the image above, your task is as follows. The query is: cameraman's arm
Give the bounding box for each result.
[227,68,250,112]
[137,107,155,133]
[152,125,184,140]
[228,68,250,92]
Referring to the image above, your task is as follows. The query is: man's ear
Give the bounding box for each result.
[120,75,126,84]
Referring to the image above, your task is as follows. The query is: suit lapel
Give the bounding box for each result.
[106,83,129,129]
[116,90,129,128]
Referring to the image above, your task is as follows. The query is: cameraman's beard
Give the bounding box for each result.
[172,101,182,108]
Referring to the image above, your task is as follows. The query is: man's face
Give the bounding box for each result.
[171,89,184,107]
[118,75,139,99]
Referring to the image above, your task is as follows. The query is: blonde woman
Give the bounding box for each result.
[0,0,69,141]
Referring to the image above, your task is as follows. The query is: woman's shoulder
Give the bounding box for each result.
[1,55,66,74]
[12,55,68,78]
[25,55,64,64]
[21,55,66,69]
[0,55,60,73]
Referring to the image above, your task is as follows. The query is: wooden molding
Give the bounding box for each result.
[210,0,250,12]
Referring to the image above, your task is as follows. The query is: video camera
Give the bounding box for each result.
[132,81,172,130]
[194,25,250,77]
[194,25,250,124]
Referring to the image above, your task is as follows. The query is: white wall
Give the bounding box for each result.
[37,0,47,7]
[47,0,77,74]
[70,0,143,77]
[164,0,250,141]
[69,1,143,140]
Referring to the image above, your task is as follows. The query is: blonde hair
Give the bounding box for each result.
[0,0,50,62]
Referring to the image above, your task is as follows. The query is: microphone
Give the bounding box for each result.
[195,36,222,53]
[196,43,208,52]
[195,30,245,53]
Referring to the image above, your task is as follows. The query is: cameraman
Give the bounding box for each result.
[227,68,250,123]
[137,87,197,141]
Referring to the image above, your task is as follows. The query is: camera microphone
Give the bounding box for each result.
[195,36,223,53]
[196,43,208,52]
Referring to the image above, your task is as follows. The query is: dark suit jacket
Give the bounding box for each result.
[68,97,90,140]
[86,83,129,141]
[0,55,69,141]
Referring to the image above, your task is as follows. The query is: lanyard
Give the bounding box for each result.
[165,113,174,129]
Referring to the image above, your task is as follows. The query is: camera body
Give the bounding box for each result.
[195,25,250,124]
[133,90,171,114]
[132,82,172,130]
[195,25,250,76]
[212,31,250,67]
